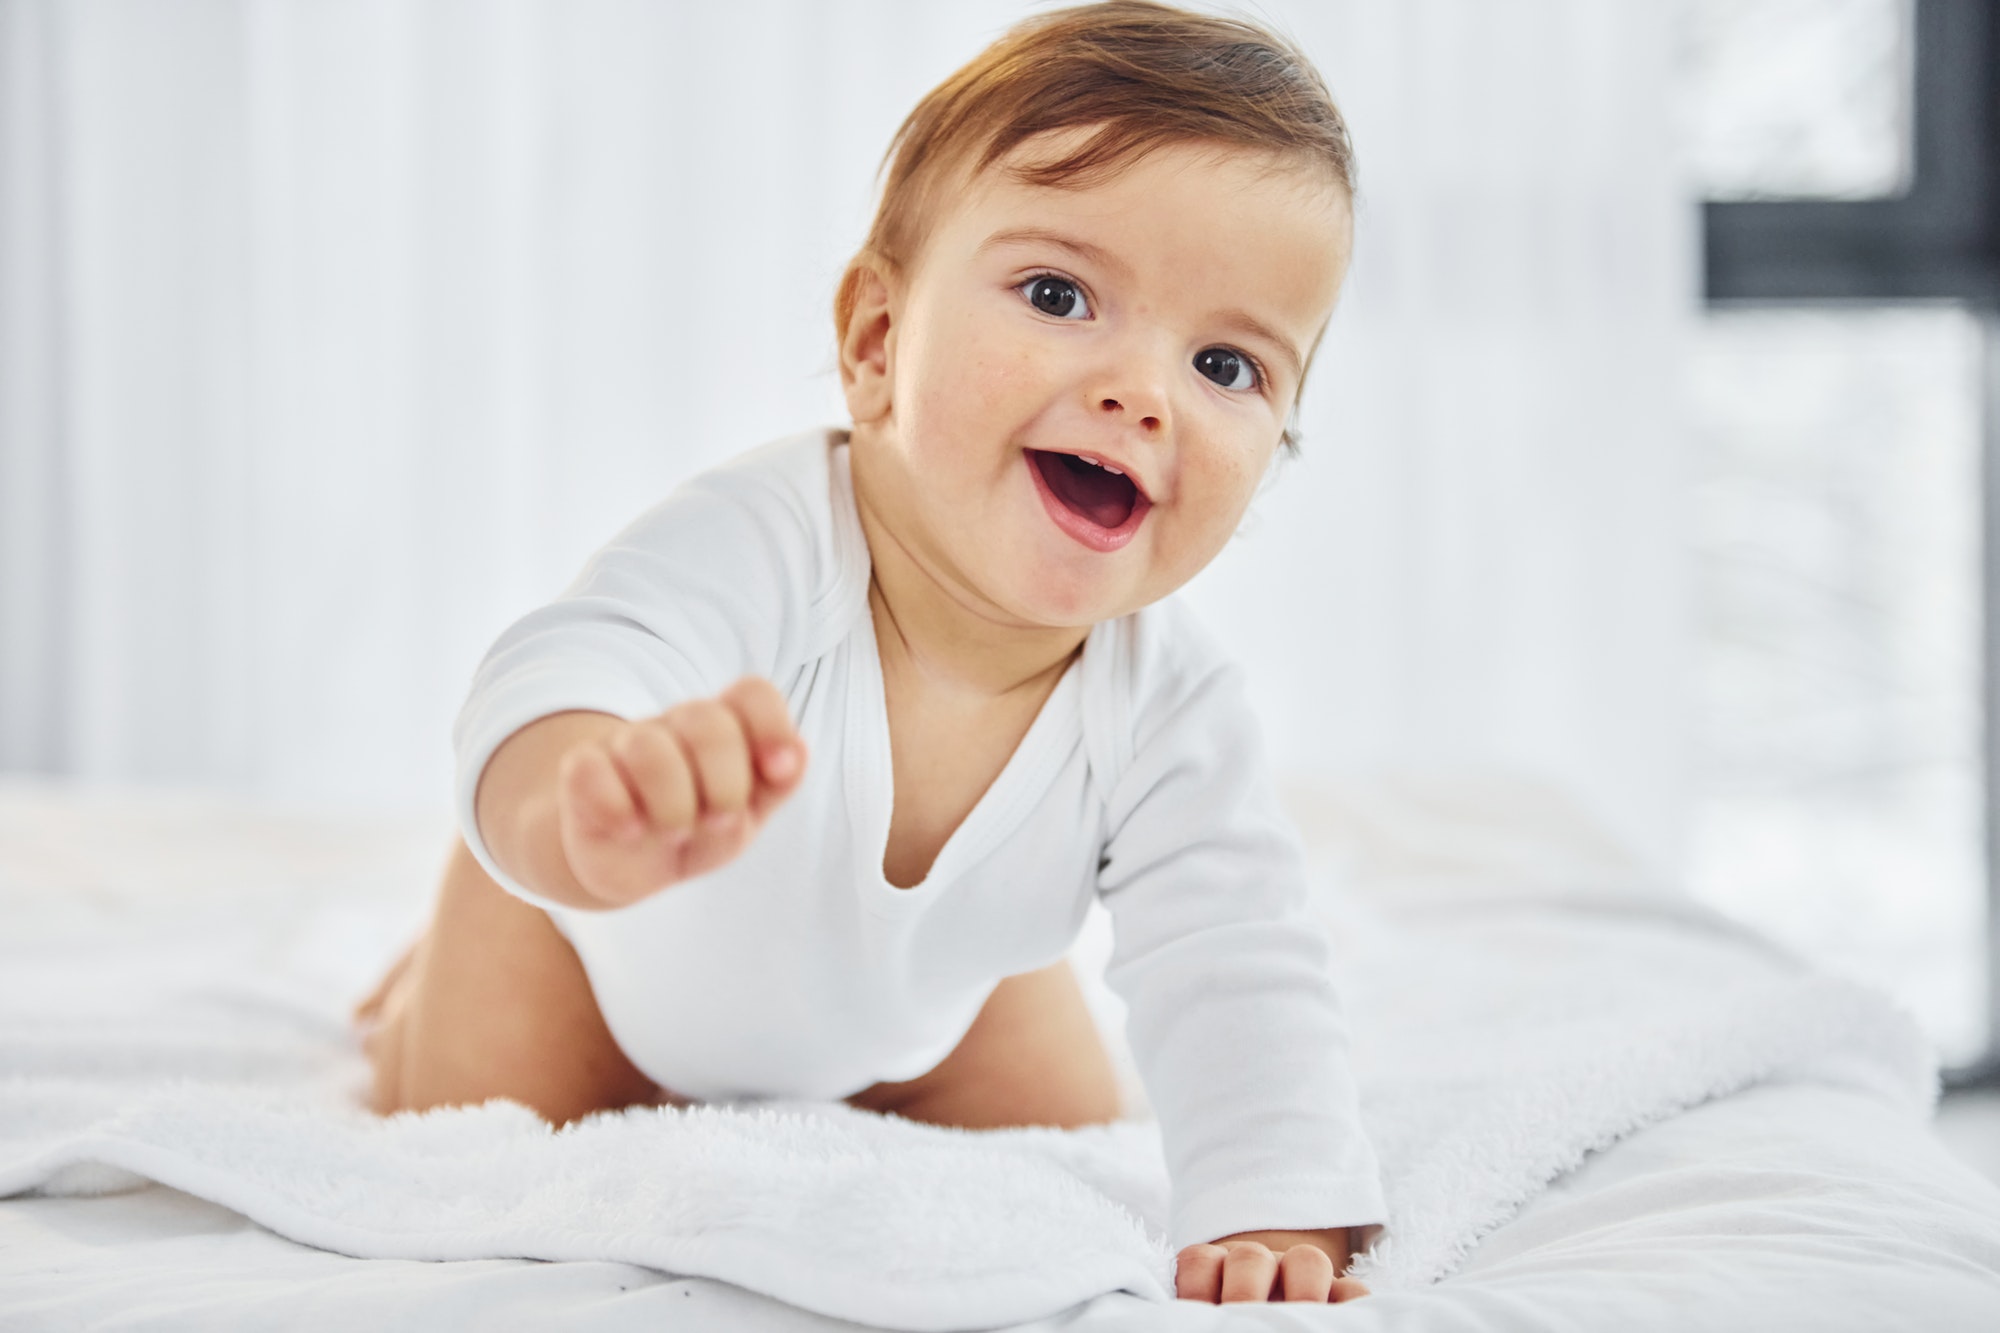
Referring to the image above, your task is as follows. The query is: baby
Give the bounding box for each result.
[355,0,1385,1307]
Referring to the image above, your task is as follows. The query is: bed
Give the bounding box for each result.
[4,772,1999,1331]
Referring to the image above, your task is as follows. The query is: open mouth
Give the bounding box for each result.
[1025,449,1151,553]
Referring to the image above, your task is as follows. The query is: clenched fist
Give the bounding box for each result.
[554,676,807,907]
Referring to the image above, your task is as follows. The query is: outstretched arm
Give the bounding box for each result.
[452,457,822,915]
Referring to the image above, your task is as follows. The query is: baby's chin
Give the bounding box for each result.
[971,539,1162,630]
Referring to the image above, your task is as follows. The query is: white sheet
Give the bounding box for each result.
[4,774,2000,1331]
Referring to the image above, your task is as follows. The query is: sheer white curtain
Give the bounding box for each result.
[0,0,1695,878]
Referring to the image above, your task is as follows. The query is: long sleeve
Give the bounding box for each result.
[450,438,838,912]
[1095,654,1386,1254]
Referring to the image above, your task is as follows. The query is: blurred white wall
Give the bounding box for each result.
[0,0,1696,881]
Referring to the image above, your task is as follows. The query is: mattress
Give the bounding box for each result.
[4,773,1999,1331]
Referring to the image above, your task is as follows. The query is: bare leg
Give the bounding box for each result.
[356,836,678,1126]
[356,837,1124,1132]
[847,957,1125,1131]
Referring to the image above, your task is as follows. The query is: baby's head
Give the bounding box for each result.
[835,0,1355,631]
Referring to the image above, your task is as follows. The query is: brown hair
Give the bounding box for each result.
[834,0,1356,450]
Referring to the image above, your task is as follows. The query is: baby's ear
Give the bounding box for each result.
[836,256,896,424]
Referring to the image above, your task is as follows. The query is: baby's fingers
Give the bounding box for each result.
[609,720,700,836]
[558,741,643,838]
[1175,1244,1229,1302]
[1275,1245,1335,1302]
[718,677,807,808]
[662,701,754,832]
[556,740,690,906]
[1175,1242,1352,1304]
[1216,1242,1281,1304]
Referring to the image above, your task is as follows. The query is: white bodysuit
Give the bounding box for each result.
[453,425,1386,1250]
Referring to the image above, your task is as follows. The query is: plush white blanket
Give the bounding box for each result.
[0,775,1945,1332]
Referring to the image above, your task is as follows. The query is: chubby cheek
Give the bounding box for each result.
[1155,445,1266,585]
[896,306,1038,468]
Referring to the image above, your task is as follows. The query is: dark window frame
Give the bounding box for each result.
[1702,0,2000,1087]
[1705,0,1997,304]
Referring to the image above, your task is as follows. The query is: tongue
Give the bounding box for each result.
[1032,450,1137,529]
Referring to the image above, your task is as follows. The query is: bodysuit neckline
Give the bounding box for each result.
[825,435,1102,918]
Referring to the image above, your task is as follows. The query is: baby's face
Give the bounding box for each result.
[844,132,1352,630]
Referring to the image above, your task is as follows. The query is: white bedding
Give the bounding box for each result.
[4,773,2000,1331]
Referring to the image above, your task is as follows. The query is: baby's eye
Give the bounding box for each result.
[1193,346,1259,392]
[1019,274,1090,320]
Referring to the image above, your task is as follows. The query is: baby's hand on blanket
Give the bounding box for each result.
[555,676,808,907]
[1175,1228,1371,1304]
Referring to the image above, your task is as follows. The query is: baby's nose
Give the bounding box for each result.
[1098,394,1163,432]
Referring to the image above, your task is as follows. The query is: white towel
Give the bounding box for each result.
[0,785,1939,1333]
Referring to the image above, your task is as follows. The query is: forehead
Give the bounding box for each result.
[924,132,1353,346]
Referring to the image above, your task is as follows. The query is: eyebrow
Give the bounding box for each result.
[977,225,1305,385]
[978,226,1126,275]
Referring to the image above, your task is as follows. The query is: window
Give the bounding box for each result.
[1683,0,2000,1077]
